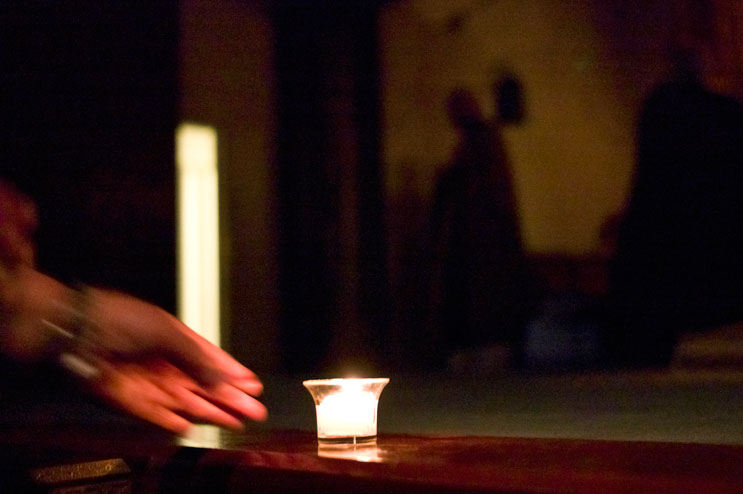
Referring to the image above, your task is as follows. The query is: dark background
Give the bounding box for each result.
[2,1,741,375]
[0,0,388,373]
[1,0,179,309]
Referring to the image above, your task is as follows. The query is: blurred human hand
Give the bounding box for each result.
[0,179,266,433]
[2,268,267,434]
[83,288,268,433]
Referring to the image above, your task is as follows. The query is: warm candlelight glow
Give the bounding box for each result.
[316,390,378,438]
[303,378,389,444]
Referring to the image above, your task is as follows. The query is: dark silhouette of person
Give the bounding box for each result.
[430,85,534,368]
[607,44,743,367]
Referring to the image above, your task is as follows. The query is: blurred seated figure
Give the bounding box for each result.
[0,180,267,433]
[606,7,743,367]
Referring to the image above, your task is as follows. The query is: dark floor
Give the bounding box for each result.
[258,368,743,445]
[253,326,743,446]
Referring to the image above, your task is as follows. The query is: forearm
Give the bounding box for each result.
[0,265,75,362]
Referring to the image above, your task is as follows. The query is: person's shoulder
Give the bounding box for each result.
[648,79,741,107]
[642,79,741,125]
[644,79,701,106]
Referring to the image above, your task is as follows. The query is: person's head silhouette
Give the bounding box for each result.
[446,88,485,130]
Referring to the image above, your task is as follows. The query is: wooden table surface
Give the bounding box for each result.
[2,424,743,493]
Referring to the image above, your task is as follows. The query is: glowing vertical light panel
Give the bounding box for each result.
[176,123,220,347]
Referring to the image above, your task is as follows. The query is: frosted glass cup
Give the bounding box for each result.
[303,378,389,445]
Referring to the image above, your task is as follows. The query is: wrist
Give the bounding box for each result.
[41,284,101,380]
[0,267,102,380]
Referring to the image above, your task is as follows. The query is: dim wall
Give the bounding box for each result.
[380,0,675,255]
[179,0,279,371]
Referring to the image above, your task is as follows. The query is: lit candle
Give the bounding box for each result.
[316,389,378,439]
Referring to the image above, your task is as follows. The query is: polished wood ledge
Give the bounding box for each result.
[2,425,742,493]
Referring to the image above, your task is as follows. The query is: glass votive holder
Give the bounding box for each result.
[303,378,389,445]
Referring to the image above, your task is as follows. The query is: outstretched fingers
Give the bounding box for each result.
[168,379,249,430]
[94,360,266,434]
[193,381,268,423]
[156,313,263,396]
[93,362,194,434]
